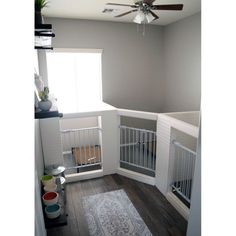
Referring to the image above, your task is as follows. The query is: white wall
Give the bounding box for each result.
[40,117,64,167]
[187,123,201,236]
[44,17,165,113]
[35,120,46,236]
[35,120,45,177]
[163,13,201,112]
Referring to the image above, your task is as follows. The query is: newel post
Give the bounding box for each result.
[100,110,120,175]
[155,114,172,195]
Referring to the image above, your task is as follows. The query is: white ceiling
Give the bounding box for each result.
[43,0,201,26]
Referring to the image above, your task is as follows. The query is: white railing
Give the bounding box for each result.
[61,127,102,173]
[119,125,157,175]
[171,140,197,206]
[58,108,119,181]
[116,109,158,185]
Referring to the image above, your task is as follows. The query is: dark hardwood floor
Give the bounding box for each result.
[47,174,187,236]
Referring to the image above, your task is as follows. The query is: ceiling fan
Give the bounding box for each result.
[103,0,184,24]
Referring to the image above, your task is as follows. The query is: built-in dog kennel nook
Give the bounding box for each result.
[60,115,103,177]
[156,111,200,220]
[39,106,200,221]
[170,128,197,208]
[119,116,157,177]
[60,109,199,219]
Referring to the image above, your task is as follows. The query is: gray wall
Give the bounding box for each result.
[45,15,201,113]
[45,17,165,113]
[163,13,201,112]
[42,14,201,130]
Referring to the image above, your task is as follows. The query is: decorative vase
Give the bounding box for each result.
[38,100,52,111]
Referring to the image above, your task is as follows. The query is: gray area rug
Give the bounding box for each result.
[82,189,152,236]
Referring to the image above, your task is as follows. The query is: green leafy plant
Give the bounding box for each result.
[35,0,49,11]
[38,87,50,101]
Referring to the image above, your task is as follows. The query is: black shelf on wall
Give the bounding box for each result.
[35,97,63,119]
[34,23,58,118]
[35,24,52,29]
[35,109,63,119]
[35,24,55,50]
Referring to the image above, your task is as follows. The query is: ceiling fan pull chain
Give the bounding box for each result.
[143,22,146,36]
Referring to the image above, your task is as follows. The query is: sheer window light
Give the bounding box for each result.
[46,49,102,113]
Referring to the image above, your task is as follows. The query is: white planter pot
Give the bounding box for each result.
[38,100,52,111]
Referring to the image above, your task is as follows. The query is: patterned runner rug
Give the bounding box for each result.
[82,189,152,236]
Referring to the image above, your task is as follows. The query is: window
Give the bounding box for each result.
[46,49,102,113]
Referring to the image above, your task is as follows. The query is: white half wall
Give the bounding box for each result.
[155,116,172,194]
[187,124,201,236]
[100,110,120,175]
[39,117,64,167]
[35,120,46,236]
[35,170,46,236]
[35,120,45,177]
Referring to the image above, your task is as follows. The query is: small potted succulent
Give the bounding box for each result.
[38,87,52,111]
[35,0,49,26]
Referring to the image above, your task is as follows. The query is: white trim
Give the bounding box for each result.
[163,111,199,115]
[172,140,197,155]
[158,114,199,138]
[119,125,156,134]
[50,48,103,54]
[118,108,158,121]
[61,126,101,132]
[62,111,103,119]
[65,169,103,183]
[117,167,155,186]
[166,192,190,220]
[60,103,117,119]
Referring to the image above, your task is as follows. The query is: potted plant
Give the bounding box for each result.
[38,87,52,111]
[35,0,49,26]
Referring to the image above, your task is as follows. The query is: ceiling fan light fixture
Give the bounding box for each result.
[146,12,155,23]
[133,11,145,24]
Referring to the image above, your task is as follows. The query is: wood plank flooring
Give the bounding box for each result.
[47,174,187,236]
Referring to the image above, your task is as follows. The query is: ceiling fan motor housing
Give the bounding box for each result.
[134,0,154,4]
[134,0,152,13]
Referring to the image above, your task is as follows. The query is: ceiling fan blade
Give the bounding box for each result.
[149,10,159,20]
[106,3,137,8]
[152,4,184,11]
[115,9,138,17]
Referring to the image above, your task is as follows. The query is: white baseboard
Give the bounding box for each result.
[103,169,118,176]
[166,192,190,220]
[65,169,103,183]
[117,168,155,186]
